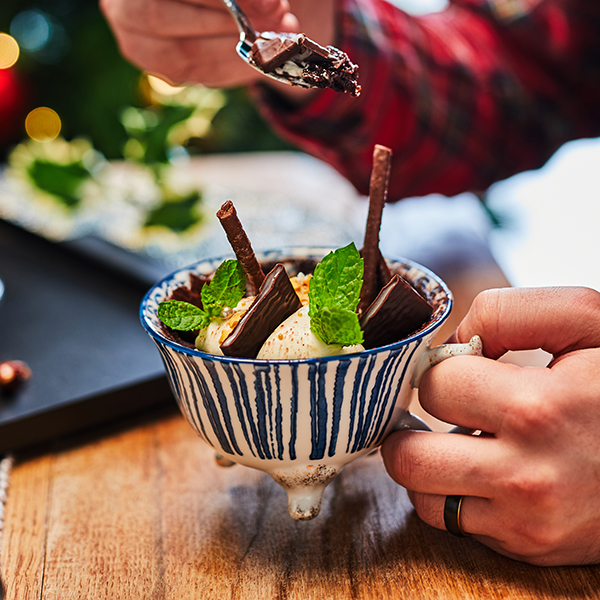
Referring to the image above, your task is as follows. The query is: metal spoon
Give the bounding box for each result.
[221,0,314,88]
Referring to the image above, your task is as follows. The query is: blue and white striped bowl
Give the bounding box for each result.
[140,248,452,519]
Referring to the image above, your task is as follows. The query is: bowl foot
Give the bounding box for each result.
[270,464,339,520]
[214,452,236,467]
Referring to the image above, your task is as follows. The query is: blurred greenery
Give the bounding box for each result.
[0,0,294,162]
[26,158,89,207]
[143,190,203,232]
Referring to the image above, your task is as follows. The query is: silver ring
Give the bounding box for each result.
[444,495,468,537]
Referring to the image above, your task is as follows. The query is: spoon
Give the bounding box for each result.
[221,0,317,88]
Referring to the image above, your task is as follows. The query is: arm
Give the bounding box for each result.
[380,286,600,565]
[257,0,600,199]
[101,0,600,199]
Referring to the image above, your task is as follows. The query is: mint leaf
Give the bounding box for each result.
[158,260,247,332]
[158,300,210,331]
[309,243,364,346]
[201,259,246,319]
[311,305,364,346]
[310,243,363,313]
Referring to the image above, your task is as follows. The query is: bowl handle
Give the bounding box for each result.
[396,335,484,435]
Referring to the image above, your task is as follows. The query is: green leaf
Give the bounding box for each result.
[201,259,246,319]
[143,190,203,232]
[309,242,363,313]
[308,243,364,346]
[310,305,364,346]
[157,300,209,331]
[26,160,90,208]
[157,260,246,332]
[142,105,195,164]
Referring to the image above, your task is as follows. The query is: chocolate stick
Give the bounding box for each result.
[359,144,393,314]
[216,201,265,295]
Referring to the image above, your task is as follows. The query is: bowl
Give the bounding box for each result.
[141,247,454,519]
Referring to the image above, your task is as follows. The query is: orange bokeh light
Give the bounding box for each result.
[25,107,62,142]
[0,33,20,69]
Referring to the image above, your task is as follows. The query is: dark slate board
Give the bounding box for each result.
[0,219,175,453]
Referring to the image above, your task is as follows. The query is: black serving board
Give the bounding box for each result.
[0,219,176,453]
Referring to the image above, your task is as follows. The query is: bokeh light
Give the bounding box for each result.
[10,10,50,52]
[10,10,69,64]
[0,33,20,69]
[25,107,62,142]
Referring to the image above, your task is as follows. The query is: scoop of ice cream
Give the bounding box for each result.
[195,296,254,355]
[195,275,310,356]
[257,304,365,360]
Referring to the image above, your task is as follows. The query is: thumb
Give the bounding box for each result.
[454,287,600,359]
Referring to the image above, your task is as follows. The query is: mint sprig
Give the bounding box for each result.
[158,300,210,331]
[158,259,246,331]
[309,243,364,346]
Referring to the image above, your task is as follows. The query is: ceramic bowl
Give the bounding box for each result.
[141,247,466,520]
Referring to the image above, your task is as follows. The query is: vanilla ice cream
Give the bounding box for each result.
[257,304,365,360]
[195,296,254,355]
[195,274,312,356]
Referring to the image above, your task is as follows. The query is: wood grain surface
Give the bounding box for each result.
[2,410,600,600]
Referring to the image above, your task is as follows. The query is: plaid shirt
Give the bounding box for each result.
[255,0,600,200]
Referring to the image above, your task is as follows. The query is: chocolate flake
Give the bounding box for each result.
[360,274,433,349]
[217,201,265,295]
[359,144,393,314]
[221,264,302,358]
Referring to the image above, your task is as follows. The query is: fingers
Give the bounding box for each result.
[101,0,295,38]
[381,430,501,497]
[101,0,233,37]
[101,0,301,87]
[111,29,264,87]
[417,354,557,434]
[406,490,496,539]
[453,287,600,359]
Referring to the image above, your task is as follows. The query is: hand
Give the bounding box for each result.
[100,0,334,92]
[381,286,600,566]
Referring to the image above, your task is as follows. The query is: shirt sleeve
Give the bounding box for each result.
[252,0,600,200]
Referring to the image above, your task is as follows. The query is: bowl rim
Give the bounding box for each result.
[139,246,453,364]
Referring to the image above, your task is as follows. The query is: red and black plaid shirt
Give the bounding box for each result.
[256,0,600,201]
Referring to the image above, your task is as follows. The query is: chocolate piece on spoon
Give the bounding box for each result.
[359,144,393,315]
[250,34,301,72]
[249,32,361,96]
[217,201,265,295]
[360,274,433,349]
[221,264,302,358]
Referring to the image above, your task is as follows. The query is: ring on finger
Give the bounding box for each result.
[444,494,469,538]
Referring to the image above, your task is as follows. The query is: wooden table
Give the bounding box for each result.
[3,406,600,600]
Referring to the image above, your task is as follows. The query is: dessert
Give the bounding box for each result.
[258,304,364,360]
[249,32,361,97]
[157,145,433,359]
